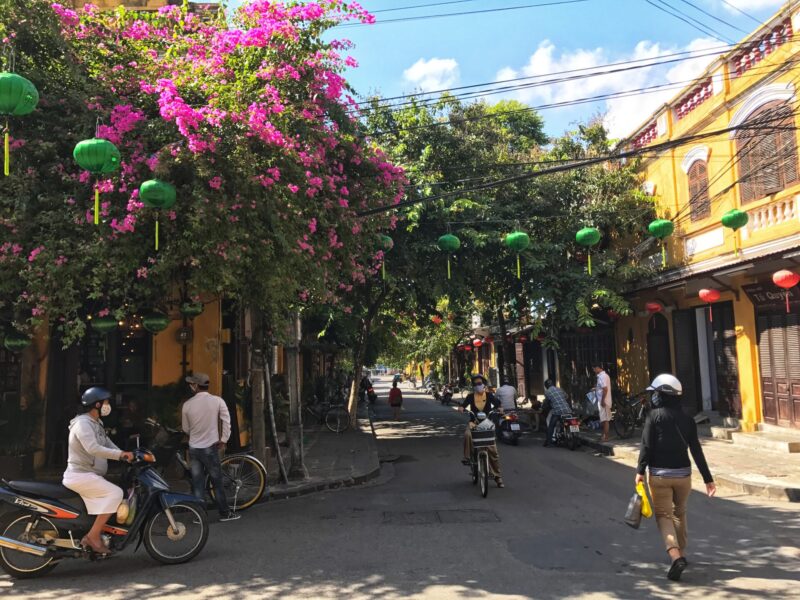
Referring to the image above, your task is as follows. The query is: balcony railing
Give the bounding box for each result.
[730,18,793,79]
[741,195,800,239]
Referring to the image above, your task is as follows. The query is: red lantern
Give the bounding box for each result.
[645,301,663,314]
[473,339,483,348]
[773,269,800,313]
[464,344,473,352]
[484,337,494,344]
[517,335,528,343]
[698,288,721,323]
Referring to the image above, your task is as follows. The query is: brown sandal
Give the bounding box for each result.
[80,536,111,556]
[495,478,505,488]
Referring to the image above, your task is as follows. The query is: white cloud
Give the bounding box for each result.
[718,0,784,11]
[495,37,721,139]
[403,57,460,93]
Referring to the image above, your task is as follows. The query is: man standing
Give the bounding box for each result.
[593,362,613,442]
[542,379,571,447]
[495,379,518,411]
[182,372,239,521]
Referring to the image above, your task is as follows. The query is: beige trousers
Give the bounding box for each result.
[649,475,691,552]
[463,428,502,478]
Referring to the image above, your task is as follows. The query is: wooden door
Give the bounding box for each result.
[672,309,701,414]
[711,302,742,417]
[758,311,800,428]
[647,314,672,381]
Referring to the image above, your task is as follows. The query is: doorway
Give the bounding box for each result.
[757,310,800,429]
[647,313,672,381]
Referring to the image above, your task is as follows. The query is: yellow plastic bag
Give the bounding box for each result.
[636,481,653,518]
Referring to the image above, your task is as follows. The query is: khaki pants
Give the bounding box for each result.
[649,475,691,552]
[464,428,502,478]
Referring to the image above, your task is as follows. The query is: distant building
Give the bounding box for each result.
[69,0,175,9]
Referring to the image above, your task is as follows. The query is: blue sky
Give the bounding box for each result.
[228,0,789,137]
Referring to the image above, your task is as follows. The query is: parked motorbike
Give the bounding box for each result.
[552,413,581,451]
[438,384,454,406]
[0,448,209,579]
[495,411,524,445]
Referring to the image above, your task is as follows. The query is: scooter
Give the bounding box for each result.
[552,413,581,451]
[496,411,524,445]
[439,384,454,406]
[0,448,209,579]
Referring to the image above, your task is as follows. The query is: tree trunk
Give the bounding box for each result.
[497,309,514,383]
[264,344,288,484]
[285,312,307,480]
[347,286,388,428]
[249,307,268,468]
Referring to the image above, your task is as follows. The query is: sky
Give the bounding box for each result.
[228,0,792,138]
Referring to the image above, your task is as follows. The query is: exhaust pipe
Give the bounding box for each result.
[0,535,49,557]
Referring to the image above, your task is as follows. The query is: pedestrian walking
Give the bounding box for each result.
[389,380,403,420]
[182,372,239,522]
[636,374,715,582]
[593,361,612,442]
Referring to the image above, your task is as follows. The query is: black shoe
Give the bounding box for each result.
[461,458,471,466]
[220,511,241,522]
[667,557,687,581]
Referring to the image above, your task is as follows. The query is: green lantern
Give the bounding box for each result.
[721,209,749,256]
[74,138,121,226]
[142,312,170,333]
[503,231,530,279]
[437,234,461,280]
[3,330,31,353]
[575,227,601,275]
[91,315,118,334]
[180,303,204,319]
[647,219,675,268]
[0,72,39,176]
[139,180,177,251]
[378,234,393,280]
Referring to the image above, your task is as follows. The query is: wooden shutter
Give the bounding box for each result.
[673,309,701,414]
[776,103,799,187]
[688,161,710,221]
[758,314,777,423]
[737,134,755,202]
[758,128,782,195]
[712,302,742,417]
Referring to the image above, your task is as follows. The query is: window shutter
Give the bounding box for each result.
[737,135,755,203]
[758,129,781,195]
[777,106,799,186]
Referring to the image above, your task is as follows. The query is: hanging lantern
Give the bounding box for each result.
[773,269,800,313]
[473,339,483,348]
[180,303,204,319]
[0,72,39,177]
[645,301,664,315]
[575,227,601,275]
[464,344,473,352]
[3,330,31,352]
[647,219,675,268]
[721,209,749,257]
[378,234,393,280]
[91,315,118,334]
[437,234,461,280]
[698,288,721,323]
[74,138,121,225]
[139,179,176,251]
[517,335,528,343]
[503,231,530,279]
[142,312,171,333]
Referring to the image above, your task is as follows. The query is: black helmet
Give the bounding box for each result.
[81,387,111,409]
[470,373,487,385]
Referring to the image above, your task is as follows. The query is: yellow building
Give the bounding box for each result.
[617,1,800,432]
[69,0,173,9]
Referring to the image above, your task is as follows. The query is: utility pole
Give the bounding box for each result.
[285,311,307,480]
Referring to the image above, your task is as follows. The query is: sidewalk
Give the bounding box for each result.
[579,430,800,502]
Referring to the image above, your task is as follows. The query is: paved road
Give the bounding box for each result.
[2,376,799,598]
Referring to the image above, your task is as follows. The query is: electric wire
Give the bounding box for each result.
[719,0,764,26]
[372,1,479,14]
[671,0,750,35]
[644,0,734,43]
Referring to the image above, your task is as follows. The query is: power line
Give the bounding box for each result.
[372,1,479,14]
[672,0,750,35]
[719,0,763,26]
[644,0,734,43]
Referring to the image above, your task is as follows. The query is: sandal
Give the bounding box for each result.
[80,536,111,556]
[667,557,687,581]
[461,458,471,466]
[495,478,505,488]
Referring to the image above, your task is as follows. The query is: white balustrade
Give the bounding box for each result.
[741,195,800,239]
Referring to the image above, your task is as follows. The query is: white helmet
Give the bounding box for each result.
[647,374,682,396]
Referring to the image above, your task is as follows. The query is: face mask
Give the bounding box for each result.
[100,402,111,417]
[650,391,662,407]
[474,384,485,393]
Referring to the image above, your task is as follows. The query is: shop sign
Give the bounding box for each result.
[742,283,799,311]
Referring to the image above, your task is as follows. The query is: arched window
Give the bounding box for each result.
[687,160,710,220]
[735,100,799,203]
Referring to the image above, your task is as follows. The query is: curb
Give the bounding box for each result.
[578,434,800,503]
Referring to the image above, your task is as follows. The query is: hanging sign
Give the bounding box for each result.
[742,283,799,311]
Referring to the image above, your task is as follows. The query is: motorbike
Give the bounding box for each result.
[552,413,582,451]
[465,410,498,498]
[438,384,454,406]
[0,448,209,579]
[495,411,524,445]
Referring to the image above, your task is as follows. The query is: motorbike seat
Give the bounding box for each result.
[8,480,77,499]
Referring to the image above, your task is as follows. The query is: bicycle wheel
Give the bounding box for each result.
[613,413,635,439]
[471,456,478,485]
[325,406,350,433]
[478,452,489,498]
[216,454,267,510]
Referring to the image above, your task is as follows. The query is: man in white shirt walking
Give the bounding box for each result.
[182,372,239,521]
[593,362,613,442]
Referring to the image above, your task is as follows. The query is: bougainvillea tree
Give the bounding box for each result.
[0,0,405,463]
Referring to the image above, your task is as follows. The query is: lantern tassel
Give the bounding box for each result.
[708,305,713,323]
[516,254,521,280]
[447,257,451,280]
[787,291,791,314]
[661,242,667,268]
[588,252,592,276]
[3,122,9,177]
[94,186,99,225]
[155,217,159,251]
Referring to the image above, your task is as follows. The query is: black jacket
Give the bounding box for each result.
[461,393,501,422]
[637,404,713,483]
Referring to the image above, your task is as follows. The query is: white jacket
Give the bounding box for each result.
[65,414,122,476]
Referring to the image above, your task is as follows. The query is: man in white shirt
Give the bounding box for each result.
[593,362,613,442]
[182,372,238,521]
[495,379,518,411]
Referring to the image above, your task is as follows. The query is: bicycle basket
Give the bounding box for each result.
[471,429,496,448]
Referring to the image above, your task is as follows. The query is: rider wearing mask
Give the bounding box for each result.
[458,374,505,488]
[62,387,134,555]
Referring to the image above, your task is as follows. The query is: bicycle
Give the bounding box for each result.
[304,396,350,433]
[142,418,268,511]
[612,392,650,439]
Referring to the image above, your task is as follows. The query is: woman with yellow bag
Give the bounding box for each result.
[635,374,715,582]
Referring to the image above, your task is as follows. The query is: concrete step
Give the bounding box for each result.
[709,425,738,441]
[730,431,800,453]
[758,422,800,435]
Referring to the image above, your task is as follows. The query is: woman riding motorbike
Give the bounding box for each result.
[458,373,505,488]
[62,387,133,555]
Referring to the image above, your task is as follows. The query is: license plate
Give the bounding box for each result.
[510,424,520,431]
[569,425,580,433]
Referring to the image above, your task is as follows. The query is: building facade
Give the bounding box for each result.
[617,1,800,431]
[69,0,175,9]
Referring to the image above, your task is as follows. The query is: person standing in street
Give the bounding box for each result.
[495,379,517,411]
[593,362,612,442]
[389,380,403,420]
[182,372,239,521]
[636,374,715,582]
